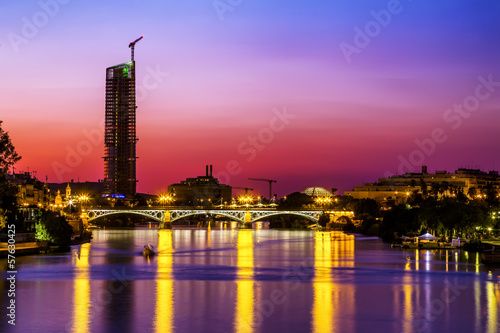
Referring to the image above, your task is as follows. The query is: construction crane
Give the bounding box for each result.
[233,187,254,194]
[248,178,277,199]
[129,36,143,62]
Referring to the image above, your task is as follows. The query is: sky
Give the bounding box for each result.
[1,0,500,197]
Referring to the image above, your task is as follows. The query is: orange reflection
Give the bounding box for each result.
[234,230,255,333]
[72,243,91,333]
[312,232,333,333]
[474,278,481,333]
[401,274,413,333]
[154,230,174,333]
[486,281,498,333]
[331,232,354,267]
[329,232,355,332]
[312,232,355,332]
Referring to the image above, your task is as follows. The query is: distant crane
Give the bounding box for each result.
[129,36,143,62]
[248,178,277,199]
[233,187,254,195]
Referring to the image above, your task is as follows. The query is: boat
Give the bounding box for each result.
[143,244,155,257]
[399,233,457,250]
[307,224,322,231]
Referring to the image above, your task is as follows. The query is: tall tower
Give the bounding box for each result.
[103,37,142,198]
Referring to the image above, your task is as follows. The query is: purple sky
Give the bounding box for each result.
[1,0,500,197]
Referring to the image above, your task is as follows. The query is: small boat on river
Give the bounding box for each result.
[143,244,155,257]
[307,224,322,231]
[398,233,458,250]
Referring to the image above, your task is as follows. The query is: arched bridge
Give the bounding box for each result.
[85,208,354,228]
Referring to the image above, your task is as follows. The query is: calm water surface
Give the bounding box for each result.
[1,228,500,333]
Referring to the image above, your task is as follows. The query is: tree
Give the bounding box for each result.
[0,179,19,230]
[441,181,449,197]
[485,183,498,208]
[467,187,478,199]
[0,121,21,172]
[279,192,313,209]
[318,213,330,227]
[430,182,441,197]
[0,121,21,229]
[35,210,73,246]
[353,198,380,218]
[419,179,428,198]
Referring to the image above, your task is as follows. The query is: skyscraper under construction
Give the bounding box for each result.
[103,36,143,199]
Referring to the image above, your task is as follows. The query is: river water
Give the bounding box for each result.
[1,228,499,333]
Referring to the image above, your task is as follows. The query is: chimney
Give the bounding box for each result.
[422,165,428,174]
[210,165,213,177]
[206,165,209,177]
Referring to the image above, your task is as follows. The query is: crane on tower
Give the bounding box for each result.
[129,36,143,61]
[248,178,277,199]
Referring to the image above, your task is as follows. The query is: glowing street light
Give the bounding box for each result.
[238,195,254,208]
[315,196,332,206]
[158,194,174,206]
[78,194,90,212]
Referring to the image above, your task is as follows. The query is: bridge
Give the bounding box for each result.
[84,208,354,229]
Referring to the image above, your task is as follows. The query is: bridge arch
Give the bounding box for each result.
[251,211,320,223]
[87,210,165,223]
[169,210,245,224]
[333,215,354,224]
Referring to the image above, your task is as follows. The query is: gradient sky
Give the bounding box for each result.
[1,0,500,197]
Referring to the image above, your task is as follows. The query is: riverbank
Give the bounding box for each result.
[0,241,49,257]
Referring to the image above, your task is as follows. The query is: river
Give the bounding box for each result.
[1,228,499,333]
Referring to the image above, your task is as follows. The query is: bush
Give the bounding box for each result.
[35,210,73,247]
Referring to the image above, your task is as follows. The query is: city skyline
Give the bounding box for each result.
[2,0,500,197]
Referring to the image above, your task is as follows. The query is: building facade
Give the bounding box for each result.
[168,165,232,206]
[345,166,500,203]
[103,61,137,198]
[9,172,50,208]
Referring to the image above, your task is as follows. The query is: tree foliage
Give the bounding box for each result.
[0,121,21,172]
[35,210,73,246]
[279,192,313,209]
[0,121,21,228]
[353,198,380,218]
[318,213,330,227]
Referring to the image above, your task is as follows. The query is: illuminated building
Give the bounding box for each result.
[103,61,138,199]
[301,187,333,197]
[168,165,232,205]
[8,171,50,230]
[346,166,500,203]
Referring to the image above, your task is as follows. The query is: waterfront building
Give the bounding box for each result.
[168,165,232,206]
[345,166,500,203]
[48,180,105,201]
[9,172,50,208]
[103,61,138,199]
[7,172,50,230]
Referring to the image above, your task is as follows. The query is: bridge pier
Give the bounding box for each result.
[244,211,252,229]
[160,211,172,229]
[160,222,172,229]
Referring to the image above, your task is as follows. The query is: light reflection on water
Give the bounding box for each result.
[1,228,499,333]
[72,242,90,333]
[155,229,174,333]
[234,230,254,333]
